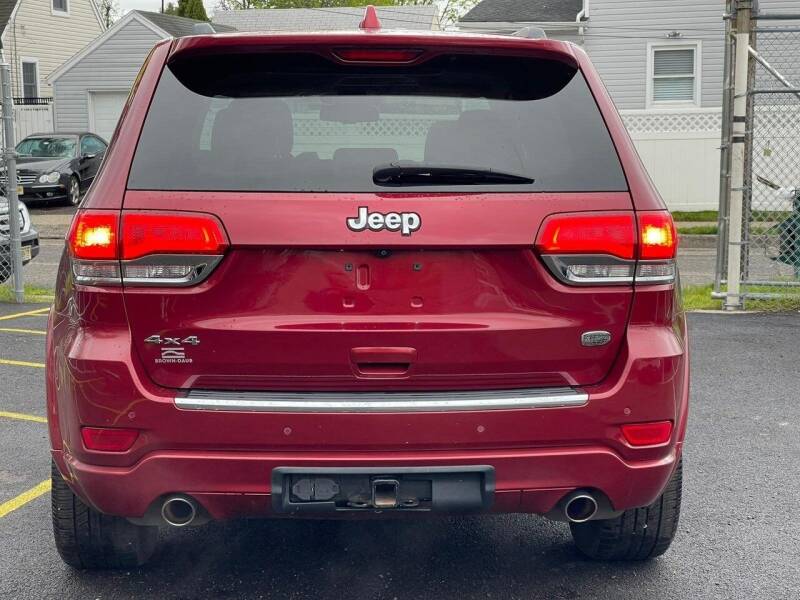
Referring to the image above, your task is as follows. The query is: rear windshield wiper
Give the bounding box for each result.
[373,163,535,187]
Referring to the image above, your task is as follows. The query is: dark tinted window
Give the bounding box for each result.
[129,53,627,193]
[81,136,107,155]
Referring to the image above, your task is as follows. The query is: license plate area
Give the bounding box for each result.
[272,466,495,514]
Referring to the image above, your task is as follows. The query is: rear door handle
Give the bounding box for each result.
[350,347,417,377]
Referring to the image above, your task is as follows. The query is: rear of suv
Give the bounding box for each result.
[46,20,688,569]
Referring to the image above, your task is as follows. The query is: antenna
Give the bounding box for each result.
[359,5,382,31]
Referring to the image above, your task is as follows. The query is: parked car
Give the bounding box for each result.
[46,17,689,570]
[3,133,108,207]
[0,197,39,284]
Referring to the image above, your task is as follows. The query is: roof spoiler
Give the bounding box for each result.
[193,23,216,35]
[512,26,547,39]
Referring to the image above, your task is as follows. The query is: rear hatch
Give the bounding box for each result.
[120,45,633,391]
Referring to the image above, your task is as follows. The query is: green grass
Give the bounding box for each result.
[0,284,54,304]
[672,210,718,222]
[682,284,800,311]
[678,225,718,235]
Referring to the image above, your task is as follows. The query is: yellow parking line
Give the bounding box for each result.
[0,327,47,335]
[0,480,51,518]
[0,358,46,368]
[0,307,50,322]
[0,411,47,423]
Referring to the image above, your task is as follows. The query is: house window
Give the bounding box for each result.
[21,61,39,99]
[648,43,701,107]
[52,0,68,14]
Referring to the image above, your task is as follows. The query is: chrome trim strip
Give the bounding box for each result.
[177,388,589,413]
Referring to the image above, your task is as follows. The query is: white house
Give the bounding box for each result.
[460,0,800,211]
[0,0,105,138]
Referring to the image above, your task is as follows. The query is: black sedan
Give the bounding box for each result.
[0,133,108,207]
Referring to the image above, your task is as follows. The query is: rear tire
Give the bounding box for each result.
[570,458,682,561]
[51,460,158,569]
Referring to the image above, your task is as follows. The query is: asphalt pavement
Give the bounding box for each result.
[0,304,798,599]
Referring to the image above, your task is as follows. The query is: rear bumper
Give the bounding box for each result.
[47,289,689,521]
[56,443,680,520]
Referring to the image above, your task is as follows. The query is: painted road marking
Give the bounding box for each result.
[0,411,47,424]
[0,327,47,335]
[0,480,51,518]
[0,358,46,368]
[0,307,50,322]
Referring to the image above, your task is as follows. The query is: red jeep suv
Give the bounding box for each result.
[46,21,688,569]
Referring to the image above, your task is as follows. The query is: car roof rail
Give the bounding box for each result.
[512,26,548,39]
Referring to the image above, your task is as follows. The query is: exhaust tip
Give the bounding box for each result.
[564,493,598,523]
[161,496,197,527]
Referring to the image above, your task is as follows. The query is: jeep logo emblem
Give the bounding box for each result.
[346,206,421,237]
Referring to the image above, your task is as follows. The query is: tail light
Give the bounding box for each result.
[67,210,228,286]
[535,211,678,286]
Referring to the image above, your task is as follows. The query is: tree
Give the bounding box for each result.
[97,0,119,27]
[217,1,422,11]
[213,0,480,29]
[170,0,209,20]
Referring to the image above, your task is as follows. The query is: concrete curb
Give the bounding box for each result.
[679,234,718,249]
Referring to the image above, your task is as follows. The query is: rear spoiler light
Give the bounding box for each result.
[535,211,677,286]
[67,210,228,286]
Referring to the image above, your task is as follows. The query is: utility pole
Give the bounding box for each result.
[725,0,753,310]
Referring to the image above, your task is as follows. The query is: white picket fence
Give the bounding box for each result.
[0,103,55,144]
[621,108,722,212]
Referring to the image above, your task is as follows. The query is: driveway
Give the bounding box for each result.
[0,308,798,599]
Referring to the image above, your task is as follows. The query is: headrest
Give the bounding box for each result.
[212,99,293,158]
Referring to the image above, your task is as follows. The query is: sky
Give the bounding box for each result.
[116,0,452,20]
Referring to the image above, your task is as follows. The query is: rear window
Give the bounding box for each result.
[128,52,627,193]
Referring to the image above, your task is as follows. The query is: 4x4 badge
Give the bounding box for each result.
[347,206,421,237]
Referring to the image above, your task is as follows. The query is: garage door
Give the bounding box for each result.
[89,91,129,142]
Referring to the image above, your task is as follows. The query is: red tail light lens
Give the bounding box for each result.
[69,211,229,287]
[332,48,423,63]
[81,426,139,452]
[620,421,673,446]
[121,213,228,260]
[68,211,119,260]
[638,212,678,259]
[536,211,678,286]
[536,213,636,260]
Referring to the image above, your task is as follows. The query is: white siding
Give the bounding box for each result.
[584,0,800,110]
[52,18,164,132]
[2,0,104,98]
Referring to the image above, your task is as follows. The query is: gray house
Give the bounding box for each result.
[459,0,800,211]
[48,6,440,142]
[47,10,235,141]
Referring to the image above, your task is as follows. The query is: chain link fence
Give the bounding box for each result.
[715,17,800,308]
[0,57,25,302]
[744,27,800,298]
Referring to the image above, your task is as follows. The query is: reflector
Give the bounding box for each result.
[621,421,673,446]
[81,427,139,452]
